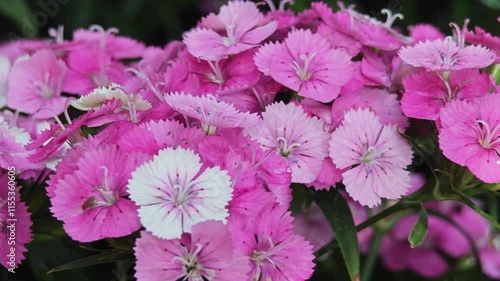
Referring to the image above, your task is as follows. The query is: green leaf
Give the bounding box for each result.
[315,189,360,281]
[47,252,133,274]
[408,206,428,248]
[0,0,34,32]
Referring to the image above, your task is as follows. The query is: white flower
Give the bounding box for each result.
[127,147,232,239]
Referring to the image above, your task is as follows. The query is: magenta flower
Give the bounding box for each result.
[49,145,148,242]
[183,0,277,60]
[399,36,495,71]
[7,50,68,119]
[329,109,413,207]
[0,171,33,270]
[255,29,353,102]
[401,69,492,120]
[127,147,233,239]
[134,221,249,281]
[187,50,260,95]
[244,102,330,183]
[164,92,261,134]
[439,94,500,183]
[465,25,500,63]
[231,203,315,280]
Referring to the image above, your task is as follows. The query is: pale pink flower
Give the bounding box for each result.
[438,94,500,183]
[164,92,261,134]
[255,29,353,102]
[127,147,233,239]
[244,102,330,183]
[183,0,277,60]
[49,145,148,242]
[329,109,413,207]
[399,36,495,71]
[7,50,68,119]
[134,221,249,281]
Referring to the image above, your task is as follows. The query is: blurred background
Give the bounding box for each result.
[0,0,498,280]
[0,0,498,46]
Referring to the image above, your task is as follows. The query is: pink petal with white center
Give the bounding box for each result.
[268,29,353,102]
[7,50,68,118]
[330,109,412,207]
[244,102,330,183]
[128,147,233,239]
[49,145,148,242]
[399,37,495,71]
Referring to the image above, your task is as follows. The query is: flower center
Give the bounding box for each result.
[222,24,237,47]
[205,60,225,85]
[476,120,500,150]
[82,166,119,211]
[172,243,216,280]
[290,52,317,81]
[359,146,379,165]
[172,183,192,208]
[276,136,301,157]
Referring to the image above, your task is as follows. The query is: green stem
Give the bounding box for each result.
[356,201,421,231]
[315,200,421,257]
[360,230,384,281]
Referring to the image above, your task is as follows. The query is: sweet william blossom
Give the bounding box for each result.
[329,109,413,207]
[255,29,353,103]
[127,147,233,239]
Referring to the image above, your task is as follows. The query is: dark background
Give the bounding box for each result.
[0,0,499,47]
[0,0,499,280]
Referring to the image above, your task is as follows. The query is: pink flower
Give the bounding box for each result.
[7,50,68,119]
[399,36,495,71]
[134,221,249,281]
[186,49,260,95]
[244,102,330,183]
[62,47,131,95]
[49,145,148,242]
[331,87,408,130]
[465,25,500,63]
[230,203,315,281]
[73,26,145,59]
[118,119,205,154]
[255,29,353,102]
[127,147,233,239]
[329,109,413,207]
[408,24,446,43]
[164,92,261,134]
[183,1,277,60]
[438,94,500,183]
[0,171,33,269]
[27,99,125,163]
[401,69,492,120]
[197,131,292,205]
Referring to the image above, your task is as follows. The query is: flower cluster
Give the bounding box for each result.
[1,0,499,280]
